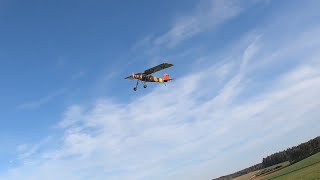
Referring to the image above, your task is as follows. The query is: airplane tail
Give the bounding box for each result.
[163,73,174,82]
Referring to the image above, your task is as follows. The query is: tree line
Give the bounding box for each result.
[262,136,320,167]
[213,136,320,180]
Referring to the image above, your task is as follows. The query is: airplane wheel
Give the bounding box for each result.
[143,85,147,88]
[133,87,137,91]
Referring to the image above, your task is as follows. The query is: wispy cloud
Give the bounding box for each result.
[4,1,320,180]
[56,56,68,69]
[154,0,250,47]
[129,0,264,72]
[71,71,86,80]
[18,88,67,109]
[4,20,320,179]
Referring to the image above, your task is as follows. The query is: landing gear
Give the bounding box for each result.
[133,80,140,91]
[133,79,148,91]
[142,76,148,89]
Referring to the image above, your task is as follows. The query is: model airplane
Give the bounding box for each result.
[125,62,174,91]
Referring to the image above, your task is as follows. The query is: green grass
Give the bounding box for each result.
[255,162,290,177]
[261,152,320,180]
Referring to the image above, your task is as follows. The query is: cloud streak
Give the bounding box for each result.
[3,22,320,179]
[4,1,320,180]
[18,88,68,109]
[154,0,244,47]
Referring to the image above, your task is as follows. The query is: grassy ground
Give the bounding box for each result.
[255,162,290,177]
[233,171,259,180]
[234,153,320,180]
[261,152,320,180]
[232,162,289,180]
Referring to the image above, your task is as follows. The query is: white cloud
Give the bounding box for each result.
[71,71,86,80]
[154,0,246,47]
[131,0,263,51]
[3,24,320,180]
[4,2,320,180]
[18,88,67,109]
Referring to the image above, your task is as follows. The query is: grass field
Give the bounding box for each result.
[261,152,320,180]
[255,162,290,177]
[234,152,320,180]
[233,170,259,180]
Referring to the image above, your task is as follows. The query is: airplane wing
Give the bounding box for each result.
[144,62,174,75]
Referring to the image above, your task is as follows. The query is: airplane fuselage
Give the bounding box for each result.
[132,74,167,83]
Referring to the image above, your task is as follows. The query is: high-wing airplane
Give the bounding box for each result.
[125,62,174,91]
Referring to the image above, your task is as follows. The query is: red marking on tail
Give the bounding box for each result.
[163,74,170,82]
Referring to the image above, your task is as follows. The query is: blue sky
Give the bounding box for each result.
[0,0,320,179]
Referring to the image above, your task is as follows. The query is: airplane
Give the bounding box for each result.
[125,62,174,91]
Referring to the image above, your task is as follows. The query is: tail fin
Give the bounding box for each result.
[163,74,173,82]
